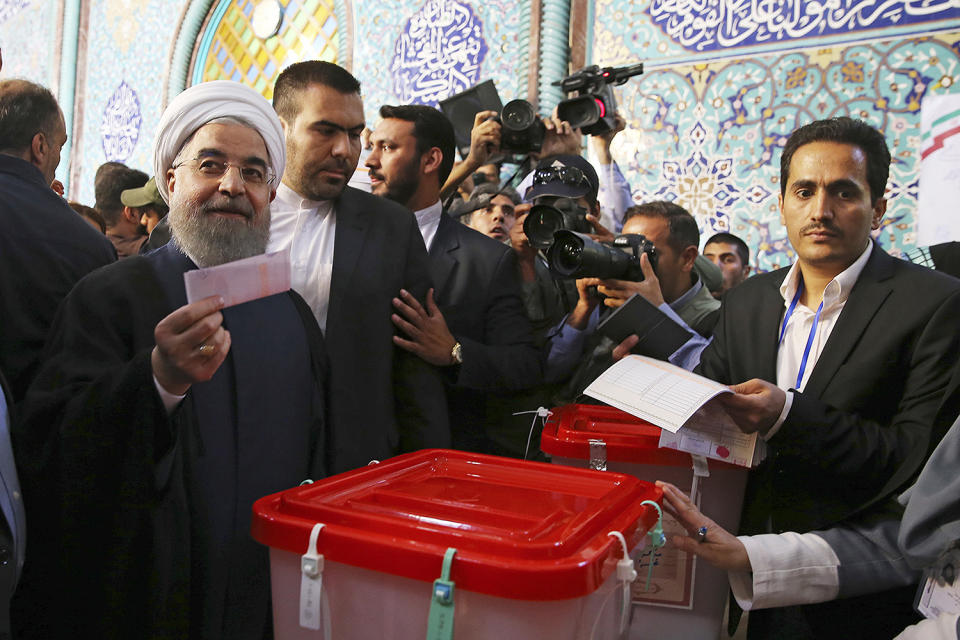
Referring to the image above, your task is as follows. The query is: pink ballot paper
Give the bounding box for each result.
[184,248,291,308]
[584,355,761,468]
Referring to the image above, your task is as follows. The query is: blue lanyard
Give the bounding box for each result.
[779,279,825,389]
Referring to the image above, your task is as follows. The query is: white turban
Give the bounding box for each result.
[151,80,286,204]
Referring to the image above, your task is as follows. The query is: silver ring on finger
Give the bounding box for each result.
[696,526,708,543]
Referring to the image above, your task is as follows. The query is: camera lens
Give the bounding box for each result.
[552,237,584,275]
[524,204,565,249]
[501,99,536,131]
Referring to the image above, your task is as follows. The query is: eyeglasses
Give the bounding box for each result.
[532,166,591,190]
[173,157,276,186]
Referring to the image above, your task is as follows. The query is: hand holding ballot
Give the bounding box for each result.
[152,295,231,396]
[717,378,787,436]
[584,355,762,467]
[153,250,294,396]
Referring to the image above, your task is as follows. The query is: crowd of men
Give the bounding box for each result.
[0,58,958,640]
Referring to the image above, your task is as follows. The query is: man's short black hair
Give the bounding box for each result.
[0,79,61,154]
[780,117,890,204]
[94,163,148,227]
[273,61,362,122]
[378,104,456,185]
[624,200,699,254]
[705,231,749,267]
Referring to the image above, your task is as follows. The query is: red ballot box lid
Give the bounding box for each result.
[541,404,741,470]
[252,449,661,600]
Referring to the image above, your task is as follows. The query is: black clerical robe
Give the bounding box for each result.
[13,244,328,639]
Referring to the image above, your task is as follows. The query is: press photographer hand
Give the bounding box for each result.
[465,110,501,169]
[597,252,664,308]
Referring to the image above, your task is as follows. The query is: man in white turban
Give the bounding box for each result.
[13,80,329,639]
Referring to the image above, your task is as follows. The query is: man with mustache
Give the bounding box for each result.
[364,104,540,454]
[268,62,449,473]
[13,81,329,638]
[691,117,960,638]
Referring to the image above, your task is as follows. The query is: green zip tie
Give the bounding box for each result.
[426,547,457,640]
[640,500,666,592]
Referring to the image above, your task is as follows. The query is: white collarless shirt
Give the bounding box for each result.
[413,200,443,252]
[267,182,337,332]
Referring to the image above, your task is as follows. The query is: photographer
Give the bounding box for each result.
[515,154,612,337]
[545,201,719,399]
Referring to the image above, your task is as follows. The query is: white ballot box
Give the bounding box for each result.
[253,449,663,640]
[541,404,748,640]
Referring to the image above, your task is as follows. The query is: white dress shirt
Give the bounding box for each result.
[766,240,874,439]
[267,182,337,332]
[726,241,876,608]
[414,200,443,252]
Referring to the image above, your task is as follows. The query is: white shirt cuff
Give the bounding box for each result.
[892,613,960,640]
[730,532,840,611]
[153,375,186,414]
[763,390,794,441]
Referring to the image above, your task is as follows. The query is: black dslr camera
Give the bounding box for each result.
[546,231,657,281]
[523,199,593,250]
[488,99,545,155]
[555,63,645,135]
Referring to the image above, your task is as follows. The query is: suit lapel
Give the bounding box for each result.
[329,189,369,330]
[803,244,894,396]
[429,213,459,302]
[753,274,787,383]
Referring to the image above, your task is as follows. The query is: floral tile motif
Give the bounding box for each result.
[594,2,960,272]
[101,80,141,163]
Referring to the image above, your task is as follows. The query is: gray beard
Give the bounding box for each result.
[168,200,270,267]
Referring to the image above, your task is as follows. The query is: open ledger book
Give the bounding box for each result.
[584,355,762,468]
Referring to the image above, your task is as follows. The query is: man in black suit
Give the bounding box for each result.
[696,117,960,638]
[269,62,449,472]
[0,79,116,403]
[365,104,541,454]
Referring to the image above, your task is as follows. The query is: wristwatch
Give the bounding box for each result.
[450,341,463,365]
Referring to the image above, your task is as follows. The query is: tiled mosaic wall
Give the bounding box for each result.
[1,0,957,270]
[0,1,59,89]
[353,0,530,124]
[69,0,191,205]
[590,0,960,272]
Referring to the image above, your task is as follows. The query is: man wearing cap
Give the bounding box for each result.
[365,104,541,454]
[14,80,328,639]
[270,62,449,472]
[120,175,168,236]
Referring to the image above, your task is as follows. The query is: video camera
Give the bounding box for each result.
[546,231,657,281]
[555,63,645,136]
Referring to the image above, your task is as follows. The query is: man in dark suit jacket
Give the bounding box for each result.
[365,104,542,453]
[269,62,450,472]
[0,79,116,403]
[695,117,960,638]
